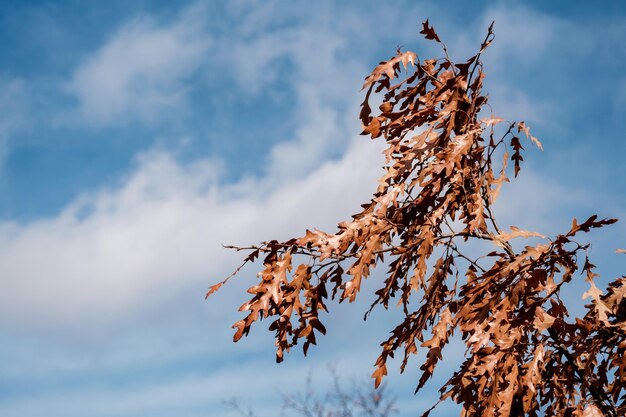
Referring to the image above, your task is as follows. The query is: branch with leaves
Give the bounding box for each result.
[208,21,625,417]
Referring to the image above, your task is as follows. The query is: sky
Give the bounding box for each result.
[0,1,625,416]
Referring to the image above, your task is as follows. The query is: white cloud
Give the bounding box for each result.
[65,4,210,127]
[0,125,390,417]
[0,0,393,334]
[213,7,369,179]
[0,132,385,332]
[485,81,552,125]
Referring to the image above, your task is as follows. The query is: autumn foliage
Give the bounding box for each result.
[208,22,625,417]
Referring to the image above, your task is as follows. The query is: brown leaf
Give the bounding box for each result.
[510,136,524,177]
[533,306,556,331]
[205,281,224,298]
[419,19,441,42]
[362,50,417,89]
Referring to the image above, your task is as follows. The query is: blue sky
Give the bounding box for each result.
[0,1,624,416]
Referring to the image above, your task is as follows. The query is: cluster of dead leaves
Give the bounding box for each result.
[208,21,624,417]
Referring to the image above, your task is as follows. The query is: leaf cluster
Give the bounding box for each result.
[209,21,625,417]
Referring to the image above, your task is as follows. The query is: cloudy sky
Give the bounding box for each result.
[0,1,624,416]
